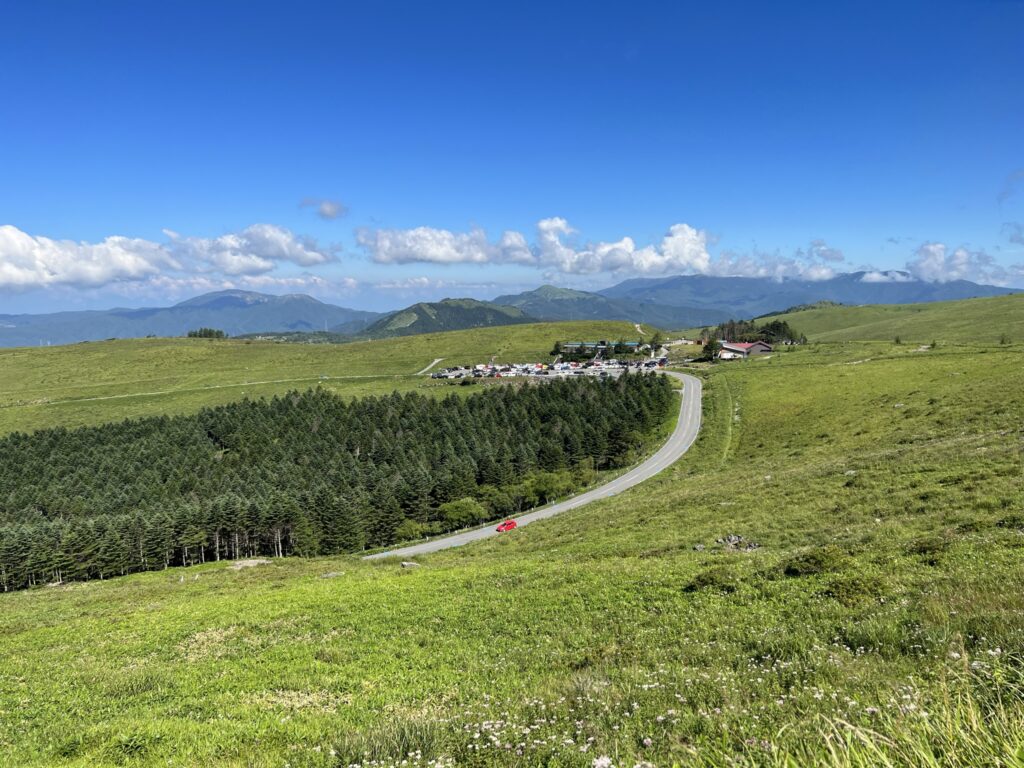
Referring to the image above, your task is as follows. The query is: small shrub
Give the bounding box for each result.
[997,513,1024,530]
[683,565,740,594]
[904,533,952,564]
[822,572,886,606]
[782,544,847,577]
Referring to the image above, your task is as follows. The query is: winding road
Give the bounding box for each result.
[365,371,702,560]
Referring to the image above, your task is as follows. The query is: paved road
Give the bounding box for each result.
[364,371,702,560]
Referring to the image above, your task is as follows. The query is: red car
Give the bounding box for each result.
[496,520,518,533]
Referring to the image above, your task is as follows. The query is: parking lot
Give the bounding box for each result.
[430,356,668,380]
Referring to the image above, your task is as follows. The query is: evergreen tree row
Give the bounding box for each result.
[0,373,674,590]
[701,318,804,344]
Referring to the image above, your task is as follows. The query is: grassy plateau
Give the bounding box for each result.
[0,320,637,435]
[0,328,1021,766]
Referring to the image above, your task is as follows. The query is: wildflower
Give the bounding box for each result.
[642,737,653,747]
[593,757,614,768]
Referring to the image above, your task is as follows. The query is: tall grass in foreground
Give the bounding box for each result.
[313,655,1024,768]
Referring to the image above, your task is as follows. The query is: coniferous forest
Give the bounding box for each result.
[0,373,673,590]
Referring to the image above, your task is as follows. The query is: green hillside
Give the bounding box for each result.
[1,341,1021,766]
[494,284,729,327]
[362,298,534,337]
[763,292,1024,342]
[0,320,637,435]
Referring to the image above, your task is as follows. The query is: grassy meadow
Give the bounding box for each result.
[0,338,1021,767]
[760,292,1024,343]
[0,320,637,435]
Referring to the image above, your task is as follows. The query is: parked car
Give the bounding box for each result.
[496,520,518,532]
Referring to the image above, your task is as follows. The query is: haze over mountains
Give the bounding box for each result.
[0,291,381,347]
[491,285,732,328]
[0,272,1017,347]
[597,271,1018,318]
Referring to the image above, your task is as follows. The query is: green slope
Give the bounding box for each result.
[494,284,730,327]
[362,298,535,337]
[0,343,1021,766]
[764,292,1024,342]
[0,320,637,435]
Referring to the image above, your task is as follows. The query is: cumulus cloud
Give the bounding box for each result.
[532,219,714,275]
[165,224,333,275]
[355,219,849,280]
[356,218,715,276]
[301,198,348,220]
[0,224,335,290]
[355,225,534,266]
[905,242,1010,284]
[0,225,176,288]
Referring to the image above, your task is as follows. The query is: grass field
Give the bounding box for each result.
[1,340,1021,767]
[762,292,1024,343]
[0,320,637,435]
[670,293,1024,344]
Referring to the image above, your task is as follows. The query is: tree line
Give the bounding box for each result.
[700,318,804,344]
[0,373,674,590]
[187,328,227,338]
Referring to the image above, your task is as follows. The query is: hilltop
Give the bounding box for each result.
[361,298,535,337]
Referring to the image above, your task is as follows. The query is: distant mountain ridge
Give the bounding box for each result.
[491,285,731,328]
[599,272,1019,318]
[0,290,380,347]
[361,298,535,338]
[1,272,1018,348]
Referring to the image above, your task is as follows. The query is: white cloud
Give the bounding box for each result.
[357,218,716,276]
[0,224,335,290]
[165,224,333,274]
[807,238,845,262]
[905,242,1010,284]
[301,198,348,220]
[860,270,915,283]
[355,219,850,280]
[356,225,534,266]
[373,276,502,292]
[0,225,176,288]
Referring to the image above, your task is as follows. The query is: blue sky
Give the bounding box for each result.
[1,0,1022,312]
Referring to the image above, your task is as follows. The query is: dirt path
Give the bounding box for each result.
[415,358,444,375]
[14,373,402,408]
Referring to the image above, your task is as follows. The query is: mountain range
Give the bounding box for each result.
[491,285,731,328]
[0,291,380,347]
[596,271,1016,318]
[0,272,1017,347]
